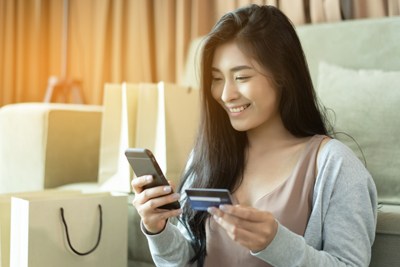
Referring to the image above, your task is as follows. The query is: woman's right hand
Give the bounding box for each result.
[131,175,182,234]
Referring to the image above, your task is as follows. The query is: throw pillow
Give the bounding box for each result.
[316,61,400,204]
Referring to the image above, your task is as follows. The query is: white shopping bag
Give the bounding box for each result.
[9,192,127,267]
[0,190,82,267]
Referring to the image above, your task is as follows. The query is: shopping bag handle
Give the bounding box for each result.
[60,204,103,256]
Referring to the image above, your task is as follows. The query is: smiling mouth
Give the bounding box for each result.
[228,104,250,113]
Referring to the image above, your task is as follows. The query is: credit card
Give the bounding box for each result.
[185,188,235,211]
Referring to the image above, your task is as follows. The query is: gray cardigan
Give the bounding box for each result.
[143,139,378,266]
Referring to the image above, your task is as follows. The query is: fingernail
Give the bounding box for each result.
[219,205,228,211]
[171,193,180,200]
[146,175,153,182]
[207,207,215,214]
[163,186,172,193]
[213,214,220,222]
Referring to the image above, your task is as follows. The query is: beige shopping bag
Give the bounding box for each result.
[9,192,127,267]
[98,82,199,191]
[135,82,200,185]
[0,190,81,267]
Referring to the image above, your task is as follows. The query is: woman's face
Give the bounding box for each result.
[211,41,281,133]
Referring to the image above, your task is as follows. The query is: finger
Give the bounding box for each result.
[211,212,277,252]
[220,205,266,222]
[210,212,249,246]
[211,206,275,234]
[143,192,181,211]
[223,225,269,252]
[208,206,249,227]
[131,175,153,193]
[208,207,246,231]
[141,208,183,234]
[135,192,181,222]
[215,219,252,243]
[210,210,239,234]
[134,185,177,207]
[168,180,177,192]
[142,206,183,221]
[132,185,170,208]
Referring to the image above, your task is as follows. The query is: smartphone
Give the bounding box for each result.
[185,188,236,211]
[125,148,180,210]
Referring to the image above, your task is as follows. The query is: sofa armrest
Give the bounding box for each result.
[0,103,103,193]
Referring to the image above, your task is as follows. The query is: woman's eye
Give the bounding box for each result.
[235,76,250,81]
[212,77,223,82]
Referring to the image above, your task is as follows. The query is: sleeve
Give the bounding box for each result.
[141,220,195,267]
[251,139,378,266]
[141,171,196,267]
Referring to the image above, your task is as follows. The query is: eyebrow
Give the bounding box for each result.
[211,65,253,73]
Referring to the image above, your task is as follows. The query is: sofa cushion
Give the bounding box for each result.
[316,61,400,204]
[370,204,400,267]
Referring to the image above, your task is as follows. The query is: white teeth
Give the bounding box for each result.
[229,104,249,113]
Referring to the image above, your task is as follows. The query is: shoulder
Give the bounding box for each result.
[318,138,366,170]
[314,138,378,208]
[313,138,377,225]
[315,138,376,195]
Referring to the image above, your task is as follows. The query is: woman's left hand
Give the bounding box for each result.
[208,205,278,252]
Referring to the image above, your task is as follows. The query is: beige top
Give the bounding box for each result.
[204,135,327,266]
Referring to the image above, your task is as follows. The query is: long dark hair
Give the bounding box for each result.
[178,4,328,266]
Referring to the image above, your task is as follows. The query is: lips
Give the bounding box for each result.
[227,104,250,113]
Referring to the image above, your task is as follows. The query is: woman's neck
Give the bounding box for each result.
[246,117,297,153]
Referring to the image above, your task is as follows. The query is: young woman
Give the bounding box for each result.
[132,4,377,266]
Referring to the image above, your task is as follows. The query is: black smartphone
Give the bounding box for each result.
[185,188,236,211]
[125,148,180,210]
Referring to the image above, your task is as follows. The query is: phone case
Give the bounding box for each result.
[125,148,180,210]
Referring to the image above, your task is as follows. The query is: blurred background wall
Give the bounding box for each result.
[0,0,399,106]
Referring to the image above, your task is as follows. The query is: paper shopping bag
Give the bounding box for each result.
[9,192,127,267]
[98,83,139,192]
[0,190,82,267]
[98,82,199,192]
[135,82,200,185]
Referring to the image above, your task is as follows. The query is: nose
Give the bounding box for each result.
[221,80,240,103]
